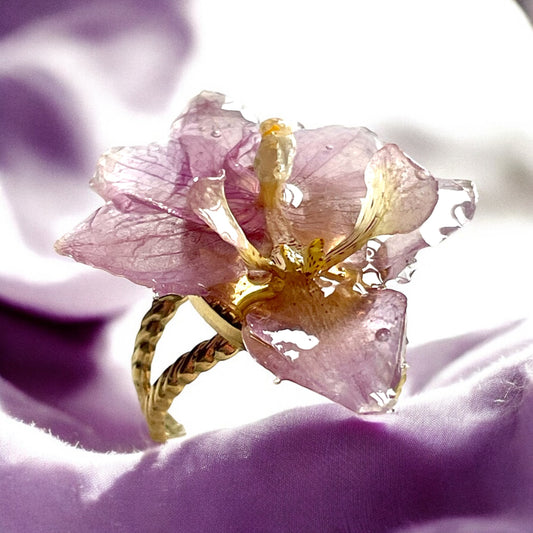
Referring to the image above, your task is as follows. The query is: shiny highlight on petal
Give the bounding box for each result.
[188,173,270,272]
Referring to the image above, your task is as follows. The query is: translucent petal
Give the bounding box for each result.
[340,232,428,286]
[90,93,268,248]
[372,232,428,283]
[360,144,439,236]
[90,143,196,219]
[243,278,407,413]
[341,177,477,284]
[283,126,382,250]
[55,204,243,296]
[326,144,438,267]
[222,132,267,241]
[188,174,269,270]
[171,91,257,180]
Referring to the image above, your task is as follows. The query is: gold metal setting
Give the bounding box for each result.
[132,294,240,442]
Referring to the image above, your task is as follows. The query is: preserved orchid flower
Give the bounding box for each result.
[56,91,476,440]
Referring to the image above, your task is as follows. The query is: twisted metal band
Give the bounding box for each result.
[132,294,240,442]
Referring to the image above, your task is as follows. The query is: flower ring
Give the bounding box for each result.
[56,92,477,442]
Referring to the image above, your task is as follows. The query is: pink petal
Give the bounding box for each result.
[283,126,382,249]
[324,144,440,268]
[243,281,407,413]
[90,143,195,219]
[89,93,267,245]
[341,177,477,284]
[188,174,268,270]
[55,204,243,296]
[223,132,267,240]
[171,91,258,180]
[360,144,439,237]
[340,232,428,285]
[372,232,428,282]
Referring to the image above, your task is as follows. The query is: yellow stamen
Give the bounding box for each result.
[259,121,282,136]
[303,238,326,276]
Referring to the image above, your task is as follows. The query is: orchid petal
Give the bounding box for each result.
[171,91,257,180]
[188,174,269,271]
[340,232,428,286]
[283,126,382,249]
[90,143,195,219]
[55,204,243,297]
[89,93,267,243]
[361,144,439,235]
[372,232,428,282]
[325,144,438,267]
[342,177,477,284]
[243,281,407,413]
[222,132,268,242]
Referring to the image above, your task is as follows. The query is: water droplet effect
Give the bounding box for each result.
[263,328,320,362]
[352,282,369,296]
[141,143,162,164]
[453,201,475,226]
[325,144,334,150]
[319,278,338,298]
[396,260,417,284]
[375,328,391,342]
[211,129,222,138]
[362,268,384,287]
[283,183,304,208]
[419,179,478,246]
[369,389,396,408]
[361,240,384,287]
[273,377,282,385]
[247,270,272,285]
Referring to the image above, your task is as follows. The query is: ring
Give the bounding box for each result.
[55,92,477,442]
[131,294,241,442]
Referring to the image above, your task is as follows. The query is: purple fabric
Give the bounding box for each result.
[1,320,532,532]
[0,0,191,318]
[0,302,151,452]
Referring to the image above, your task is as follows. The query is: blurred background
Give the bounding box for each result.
[1,0,532,443]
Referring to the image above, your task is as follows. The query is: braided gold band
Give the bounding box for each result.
[132,294,240,442]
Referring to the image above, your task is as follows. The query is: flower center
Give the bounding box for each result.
[230,121,342,313]
[191,117,432,317]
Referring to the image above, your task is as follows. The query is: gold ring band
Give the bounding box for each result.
[132,295,241,442]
